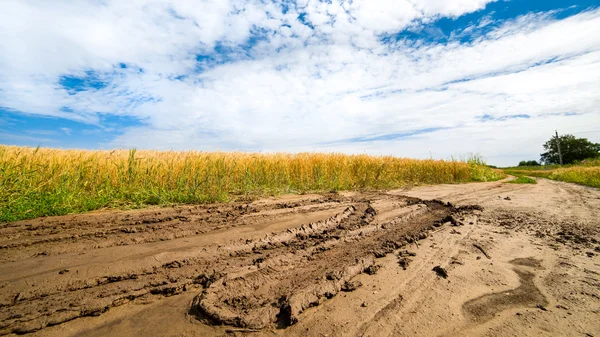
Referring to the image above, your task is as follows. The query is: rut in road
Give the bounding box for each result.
[187,197,479,329]
[0,193,481,335]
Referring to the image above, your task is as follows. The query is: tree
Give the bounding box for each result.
[518,160,540,166]
[540,134,600,165]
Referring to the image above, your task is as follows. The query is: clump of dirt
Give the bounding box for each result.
[341,280,363,292]
[398,250,416,257]
[364,265,381,275]
[432,266,448,278]
[371,249,389,258]
[397,250,416,270]
[398,257,412,270]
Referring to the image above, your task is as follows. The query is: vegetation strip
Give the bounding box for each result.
[505,176,537,184]
[0,145,503,222]
[504,159,600,188]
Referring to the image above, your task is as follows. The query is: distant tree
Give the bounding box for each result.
[518,160,540,166]
[540,134,600,165]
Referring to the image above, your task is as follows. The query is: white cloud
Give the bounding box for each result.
[0,0,599,166]
[414,0,495,17]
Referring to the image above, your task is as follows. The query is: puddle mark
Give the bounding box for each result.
[462,259,547,322]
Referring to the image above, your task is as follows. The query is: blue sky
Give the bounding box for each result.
[1,0,599,166]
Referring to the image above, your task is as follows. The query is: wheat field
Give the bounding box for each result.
[0,145,504,222]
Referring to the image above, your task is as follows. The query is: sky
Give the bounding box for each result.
[1,0,599,167]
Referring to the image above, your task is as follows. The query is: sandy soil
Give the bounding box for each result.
[1,178,599,337]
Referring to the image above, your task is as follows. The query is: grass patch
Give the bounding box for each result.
[505,176,537,184]
[504,170,552,179]
[0,145,505,222]
[503,159,600,188]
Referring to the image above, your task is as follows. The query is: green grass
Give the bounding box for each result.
[503,158,600,188]
[0,146,505,223]
[504,170,552,179]
[505,176,537,184]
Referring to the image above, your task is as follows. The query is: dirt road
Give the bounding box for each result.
[1,178,599,336]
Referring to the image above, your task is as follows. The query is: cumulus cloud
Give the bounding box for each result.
[0,0,599,166]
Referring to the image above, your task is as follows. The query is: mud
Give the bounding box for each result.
[1,178,600,337]
[189,197,463,329]
[0,193,476,335]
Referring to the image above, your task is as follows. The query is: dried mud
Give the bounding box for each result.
[2,178,600,337]
[0,193,476,335]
